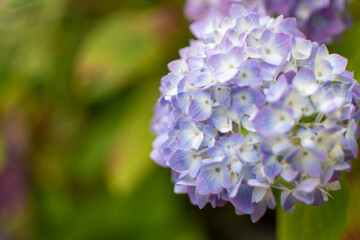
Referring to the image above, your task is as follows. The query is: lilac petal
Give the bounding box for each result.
[212,116,232,133]
[235,60,262,87]
[250,201,267,223]
[232,87,266,115]
[201,125,216,147]
[252,187,267,203]
[265,190,276,210]
[168,59,188,73]
[252,105,295,136]
[279,18,304,37]
[189,159,201,178]
[260,30,290,65]
[293,67,319,96]
[328,54,347,74]
[160,73,183,98]
[297,178,320,193]
[281,190,296,212]
[172,92,190,112]
[177,129,203,150]
[227,46,244,66]
[264,75,289,102]
[229,184,255,214]
[169,150,200,173]
[212,86,231,107]
[291,37,312,60]
[281,166,298,182]
[176,173,196,186]
[262,155,282,178]
[188,90,212,121]
[195,190,210,209]
[196,162,229,195]
[229,177,243,198]
[207,53,229,74]
[293,191,314,205]
[260,136,291,154]
[290,149,321,177]
[186,187,197,205]
[311,189,324,206]
[259,29,274,46]
[187,56,203,70]
[207,146,225,161]
[321,165,335,185]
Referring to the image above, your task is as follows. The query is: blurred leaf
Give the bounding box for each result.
[341,157,360,239]
[104,83,157,197]
[74,8,169,101]
[276,177,349,240]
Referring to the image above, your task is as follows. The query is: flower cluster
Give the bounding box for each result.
[151,5,360,222]
[184,0,351,44]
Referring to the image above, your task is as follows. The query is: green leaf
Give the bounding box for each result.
[73,9,166,101]
[277,176,349,240]
[103,83,158,197]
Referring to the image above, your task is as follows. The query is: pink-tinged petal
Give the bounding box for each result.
[252,106,295,136]
[293,67,318,96]
[297,178,320,193]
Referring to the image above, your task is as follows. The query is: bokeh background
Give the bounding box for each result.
[0,0,359,239]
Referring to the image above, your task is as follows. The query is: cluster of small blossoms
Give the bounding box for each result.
[151,5,360,222]
[184,0,351,44]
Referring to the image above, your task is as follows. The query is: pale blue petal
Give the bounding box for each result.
[297,178,320,193]
[188,90,212,121]
[229,184,255,214]
[252,105,295,136]
[293,67,319,96]
[212,116,232,133]
[250,201,267,223]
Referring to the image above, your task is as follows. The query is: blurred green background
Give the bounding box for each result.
[0,0,359,239]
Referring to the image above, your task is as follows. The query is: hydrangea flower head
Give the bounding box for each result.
[184,0,352,44]
[151,4,360,222]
